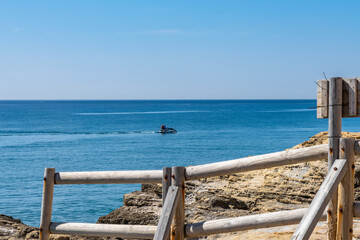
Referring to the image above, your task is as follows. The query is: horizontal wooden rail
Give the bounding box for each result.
[50,222,156,239]
[185,208,326,238]
[354,140,360,155]
[185,201,360,238]
[291,159,347,240]
[54,170,163,184]
[186,144,328,180]
[53,143,336,185]
[353,202,360,217]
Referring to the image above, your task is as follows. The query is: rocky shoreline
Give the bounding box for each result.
[3,132,360,239]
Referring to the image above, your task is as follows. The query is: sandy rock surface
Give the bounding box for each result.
[3,131,360,239]
[0,215,38,240]
[0,214,110,240]
[98,132,360,239]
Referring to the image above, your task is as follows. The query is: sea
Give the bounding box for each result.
[1,100,360,227]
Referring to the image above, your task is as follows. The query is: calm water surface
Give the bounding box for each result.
[1,100,359,226]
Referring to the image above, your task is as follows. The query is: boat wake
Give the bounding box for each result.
[0,130,156,136]
[75,110,206,115]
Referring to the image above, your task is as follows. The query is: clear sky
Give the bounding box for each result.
[1,1,359,99]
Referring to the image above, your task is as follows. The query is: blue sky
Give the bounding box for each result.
[1,1,359,99]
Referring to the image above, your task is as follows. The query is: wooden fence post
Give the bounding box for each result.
[40,168,55,240]
[171,167,185,240]
[162,167,172,240]
[163,167,172,205]
[317,79,329,118]
[328,77,343,239]
[154,186,180,240]
[337,138,355,239]
[292,159,347,240]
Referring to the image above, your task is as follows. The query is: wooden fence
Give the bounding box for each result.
[40,77,360,240]
[40,139,360,240]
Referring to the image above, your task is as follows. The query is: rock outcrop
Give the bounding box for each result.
[0,215,38,240]
[97,132,360,239]
[4,131,360,239]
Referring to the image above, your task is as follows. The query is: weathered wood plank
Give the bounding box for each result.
[316,77,360,118]
[354,141,360,155]
[40,168,55,240]
[353,202,360,217]
[357,79,360,115]
[317,80,329,118]
[348,79,357,116]
[185,144,328,180]
[342,79,350,117]
[171,167,185,240]
[54,170,163,184]
[50,222,156,239]
[327,77,343,240]
[162,167,172,205]
[185,208,327,238]
[154,186,180,240]
[291,159,347,240]
[337,138,355,239]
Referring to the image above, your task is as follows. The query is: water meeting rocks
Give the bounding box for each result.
[3,131,360,239]
[0,214,38,240]
[97,132,360,238]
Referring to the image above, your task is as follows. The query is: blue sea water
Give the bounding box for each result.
[1,100,359,227]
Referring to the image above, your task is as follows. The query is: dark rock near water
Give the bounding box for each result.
[97,132,360,231]
[209,196,248,210]
[141,184,162,197]
[4,131,360,239]
[0,215,112,240]
[97,206,160,226]
[123,191,162,207]
[0,214,39,240]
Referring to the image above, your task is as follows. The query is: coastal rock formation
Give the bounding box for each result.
[0,215,107,240]
[3,131,360,239]
[292,131,360,149]
[0,215,38,240]
[97,131,360,239]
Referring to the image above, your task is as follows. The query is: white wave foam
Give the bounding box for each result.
[259,109,316,113]
[75,110,206,115]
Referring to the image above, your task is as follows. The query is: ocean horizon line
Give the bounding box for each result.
[0,98,316,101]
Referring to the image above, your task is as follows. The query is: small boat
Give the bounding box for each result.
[157,128,177,134]
[157,125,177,134]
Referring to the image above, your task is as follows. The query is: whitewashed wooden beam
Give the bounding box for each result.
[337,138,355,239]
[186,144,328,180]
[316,77,360,118]
[162,167,172,205]
[54,170,162,184]
[348,78,357,116]
[291,159,347,240]
[354,141,360,155]
[40,168,55,240]
[154,186,180,240]
[50,222,156,239]
[185,208,326,238]
[327,77,343,239]
[317,79,329,118]
[353,202,360,217]
[171,167,185,240]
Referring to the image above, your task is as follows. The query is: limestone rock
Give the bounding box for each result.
[4,131,360,239]
[97,131,360,239]
[0,214,38,240]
